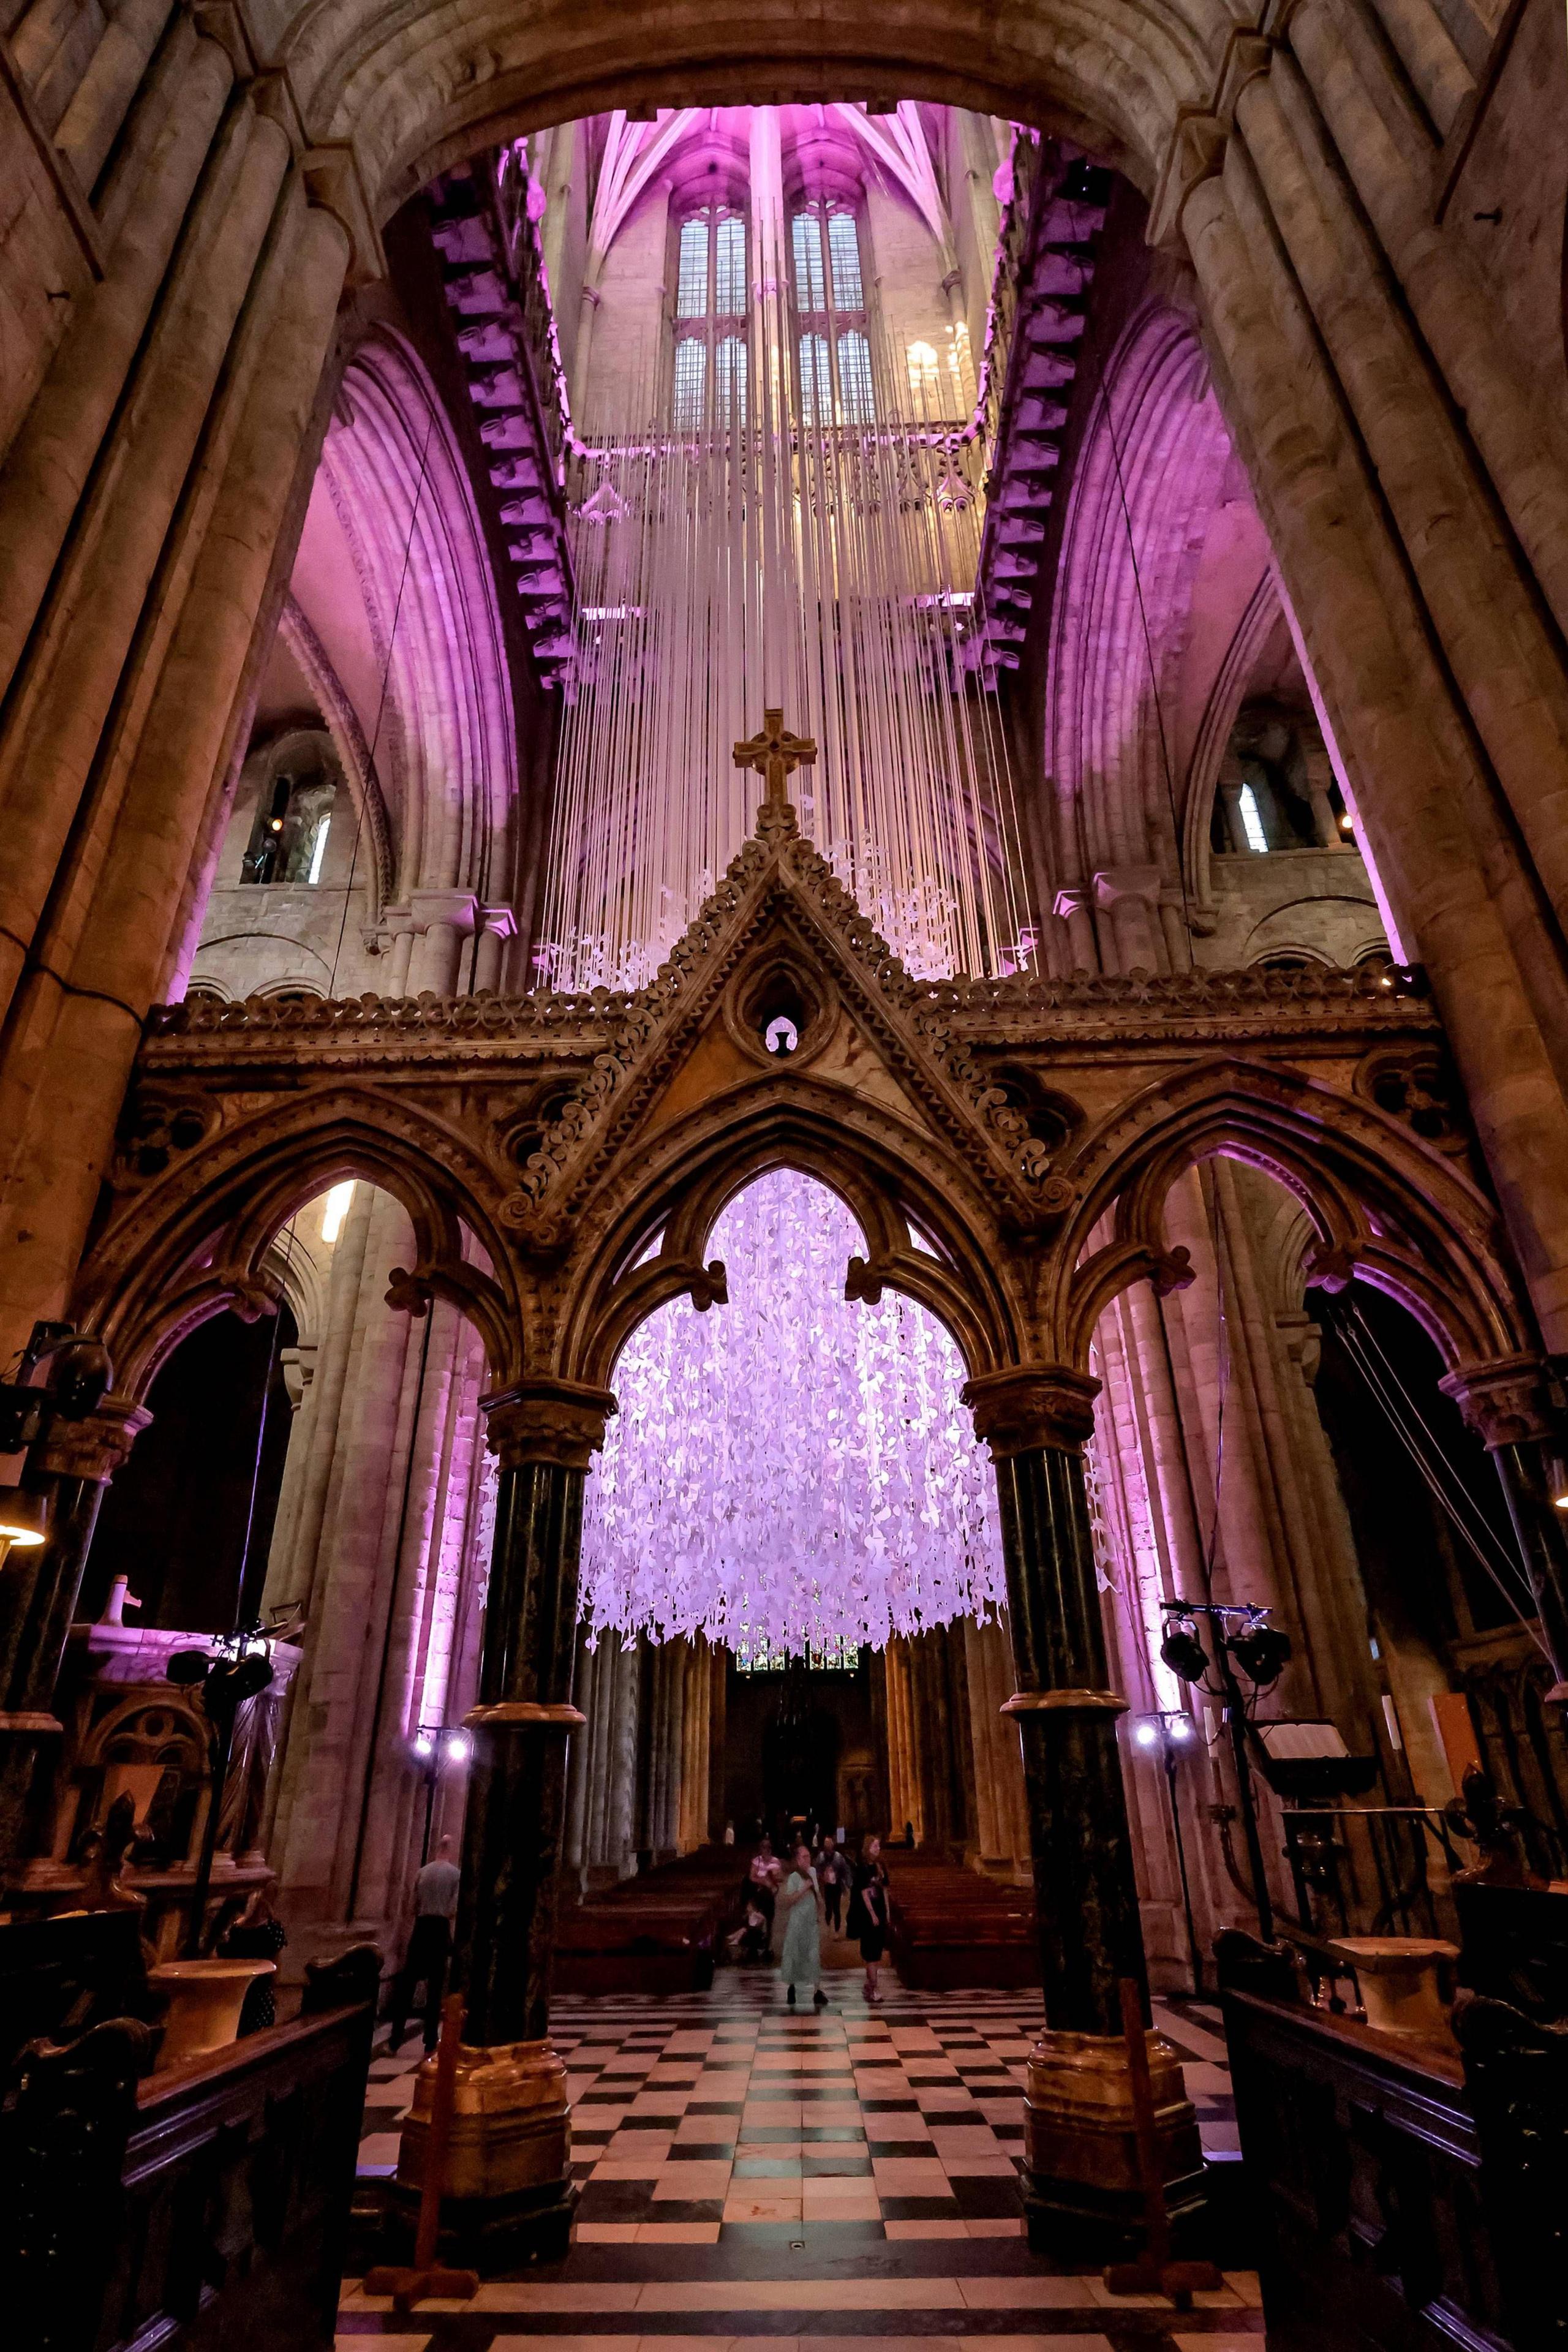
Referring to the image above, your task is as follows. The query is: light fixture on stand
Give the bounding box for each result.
[410,1724,473,1861]
[0,1486,48,1553]
[1158,1597,1295,1943]
[1131,1710,1205,1995]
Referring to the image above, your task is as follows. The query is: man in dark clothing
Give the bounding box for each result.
[388,1834,461,2054]
[815,1834,848,1932]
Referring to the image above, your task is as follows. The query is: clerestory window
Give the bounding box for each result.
[243,767,336,886]
[791,202,874,425]
[671,208,748,431]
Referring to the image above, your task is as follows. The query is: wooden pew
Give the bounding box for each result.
[886,1857,1040,1990]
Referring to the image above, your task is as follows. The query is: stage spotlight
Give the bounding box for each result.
[1159,1621,1208,1683]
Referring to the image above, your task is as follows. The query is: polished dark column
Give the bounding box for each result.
[393,1377,614,2266]
[0,1400,150,1881]
[963,1366,1203,2252]
[1441,1354,1568,1697]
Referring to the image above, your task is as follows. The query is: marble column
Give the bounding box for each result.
[963,1365,1204,2252]
[394,1377,614,2264]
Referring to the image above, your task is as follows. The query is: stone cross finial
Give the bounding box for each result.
[733,709,816,824]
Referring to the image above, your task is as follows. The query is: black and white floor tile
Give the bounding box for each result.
[343,1970,1259,2352]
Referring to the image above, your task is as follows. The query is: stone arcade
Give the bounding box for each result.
[2,6,1568,2351]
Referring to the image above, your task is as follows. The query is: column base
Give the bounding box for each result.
[1020,2026,1207,2256]
[390,2036,576,2268]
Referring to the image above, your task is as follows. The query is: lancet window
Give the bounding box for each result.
[671,206,748,431]
[791,202,874,425]
[242,764,337,886]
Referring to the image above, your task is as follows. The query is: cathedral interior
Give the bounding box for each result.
[1,4,1567,2348]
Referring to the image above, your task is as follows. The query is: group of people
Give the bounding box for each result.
[739,1829,890,2006]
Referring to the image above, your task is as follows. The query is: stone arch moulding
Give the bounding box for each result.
[1180,570,1290,922]
[1047,1057,1533,1376]
[315,325,516,909]
[277,595,396,921]
[278,0,1219,233]
[557,1098,1025,1396]
[72,1091,525,1407]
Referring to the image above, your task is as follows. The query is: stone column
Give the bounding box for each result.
[1052,884,1098,975]
[395,1377,614,2264]
[1092,865,1164,976]
[408,888,478,997]
[1182,160,1568,1354]
[0,1398,151,1877]
[1439,1356,1568,1698]
[963,1365,1203,2251]
[473,905,518,994]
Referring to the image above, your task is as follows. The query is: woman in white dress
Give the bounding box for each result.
[777,1841,827,2008]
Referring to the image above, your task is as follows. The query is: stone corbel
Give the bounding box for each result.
[1091,864,1162,911]
[1147,111,1229,254]
[301,141,386,286]
[1215,31,1275,127]
[191,2,258,77]
[409,888,480,938]
[473,904,518,994]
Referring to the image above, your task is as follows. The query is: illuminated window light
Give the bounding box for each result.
[307,815,331,886]
[1237,781,1269,854]
[320,1180,355,1245]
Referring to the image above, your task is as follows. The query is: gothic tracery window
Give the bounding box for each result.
[791,202,874,425]
[672,206,748,430]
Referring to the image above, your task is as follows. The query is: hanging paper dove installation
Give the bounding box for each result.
[578,1169,1005,1656]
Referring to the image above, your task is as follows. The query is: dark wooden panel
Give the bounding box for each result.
[1223,1987,1510,2352]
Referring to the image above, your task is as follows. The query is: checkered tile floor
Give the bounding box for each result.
[343,1969,1257,2351]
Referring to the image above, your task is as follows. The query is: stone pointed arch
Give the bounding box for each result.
[557,1096,1024,1393]
[279,1,1224,224]
[74,1087,524,1403]
[502,805,1076,1262]
[1047,1055,1531,1373]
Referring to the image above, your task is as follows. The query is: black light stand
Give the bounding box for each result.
[1159,1599,1289,1944]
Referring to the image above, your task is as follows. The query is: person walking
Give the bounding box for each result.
[778,1840,827,2009]
[388,1833,461,2054]
[848,1834,889,2005]
[816,1834,848,1933]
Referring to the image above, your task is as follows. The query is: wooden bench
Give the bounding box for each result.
[886,1859,1040,1990]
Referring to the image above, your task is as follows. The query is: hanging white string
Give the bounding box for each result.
[537,222,1035,992]
[578,1170,1005,1654]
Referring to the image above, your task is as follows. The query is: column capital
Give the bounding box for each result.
[962,1366,1100,1458]
[1091,864,1162,910]
[478,903,518,940]
[35,1395,152,1483]
[484,1378,618,1471]
[1439,1354,1558,1450]
[409,887,479,936]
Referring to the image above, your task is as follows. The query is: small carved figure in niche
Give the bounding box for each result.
[240,732,339,886]
[1212,700,1348,856]
[130,1765,183,1870]
[76,1793,146,1917]
[1446,1764,1547,1889]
